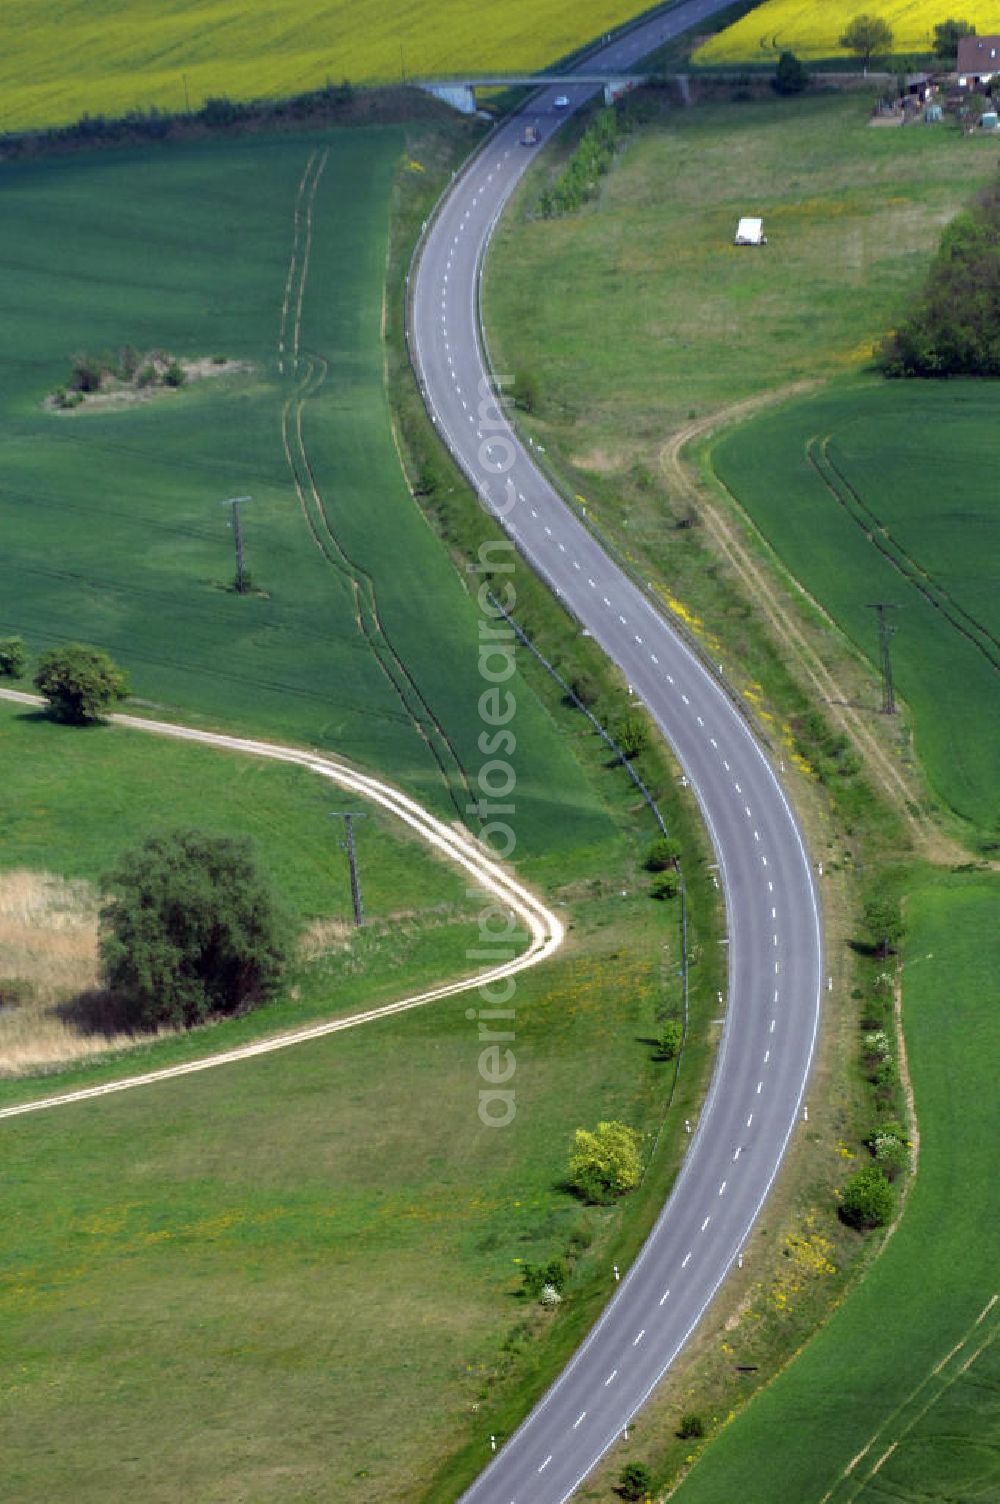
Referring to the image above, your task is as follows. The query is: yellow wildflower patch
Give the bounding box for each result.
[768,1212,837,1314]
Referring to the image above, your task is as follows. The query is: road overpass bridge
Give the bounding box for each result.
[416,74,647,113]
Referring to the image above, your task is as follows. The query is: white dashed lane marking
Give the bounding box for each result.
[681,1251,692,1269]
[633,1329,645,1346]
[605,1369,618,1387]
[573,1412,586,1430]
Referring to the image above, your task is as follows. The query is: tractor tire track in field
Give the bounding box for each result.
[658,390,967,862]
[809,437,1000,671]
[0,687,563,1122]
[816,1293,999,1504]
[279,153,474,822]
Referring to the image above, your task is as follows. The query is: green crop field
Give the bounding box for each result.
[0,0,654,133]
[709,382,1000,833]
[671,873,1000,1504]
[0,128,610,859]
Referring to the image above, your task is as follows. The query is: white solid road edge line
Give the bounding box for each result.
[0,691,564,1122]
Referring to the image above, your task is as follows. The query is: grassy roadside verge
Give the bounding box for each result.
[480,80,998,1497]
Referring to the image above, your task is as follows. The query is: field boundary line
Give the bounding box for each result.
[0,688,564,1121]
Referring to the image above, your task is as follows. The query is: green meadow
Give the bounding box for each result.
[709,382,1000,834]
[0,700,467,924]
[0,903,687,1503]
[0,128,609,858]
[0,697,490,1083]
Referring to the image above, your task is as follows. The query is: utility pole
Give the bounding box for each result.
[867,603,900,714]
[221,495,252,594]
[330,812,367,927]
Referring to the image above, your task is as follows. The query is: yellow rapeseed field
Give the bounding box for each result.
[0,0,653,133]
[696,1,1000,63]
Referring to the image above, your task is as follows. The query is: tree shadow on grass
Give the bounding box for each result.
[53,988,144,1039]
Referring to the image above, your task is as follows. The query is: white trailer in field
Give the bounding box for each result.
[734,216,767,245]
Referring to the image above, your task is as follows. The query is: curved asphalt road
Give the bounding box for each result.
[409,3,824,1500]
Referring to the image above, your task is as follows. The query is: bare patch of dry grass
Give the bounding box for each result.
[0,869,163,1075]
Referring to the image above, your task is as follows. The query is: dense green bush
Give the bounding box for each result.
[568,1120,642,1203]
[614,713,649,761]
[646,836,681,871]
[773,51,810,94]
[863,894,905,958]
[659,1019,683,1059]
[874,1133,910,1181]
[618,1461,653,1500]
[678,1411,705,1439]
[570,673,599,708]
[839,1165,894,1229]
[879,178,1000,376]
[0,636,26,678]
[521,1257,567,1299]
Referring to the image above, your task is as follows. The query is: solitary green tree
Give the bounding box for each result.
[34,643,129,723]
[933,18,976,60]
[100,829,289,1030]
[840,14,895,72]
[568,1120,642,1203]
[863,894,905,958]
